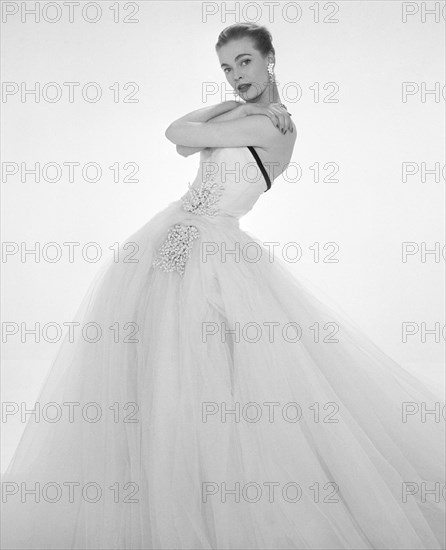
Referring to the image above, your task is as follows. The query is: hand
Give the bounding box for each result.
[243,102,293,134]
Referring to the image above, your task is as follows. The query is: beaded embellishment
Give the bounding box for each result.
[152,224,200,277]
[180,174,225,216]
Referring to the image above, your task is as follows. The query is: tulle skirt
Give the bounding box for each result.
[2,199,445,549]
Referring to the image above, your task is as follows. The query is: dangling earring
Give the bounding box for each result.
[267,58,288,111]
[267,61,275,84]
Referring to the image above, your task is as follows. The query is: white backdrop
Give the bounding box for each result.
[2,0,445,471]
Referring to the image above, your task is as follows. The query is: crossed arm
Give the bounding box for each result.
[172,101,245,157]
[167,100,293,157]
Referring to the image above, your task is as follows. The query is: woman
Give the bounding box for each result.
[2,23,444,550]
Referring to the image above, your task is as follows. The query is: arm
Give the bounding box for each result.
[175,102,247,157]
[170,102,293,151]
[166,114,284,149]
[171,100,242,125]
[176,144,203,158]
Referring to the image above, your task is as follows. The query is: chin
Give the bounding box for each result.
[237,87,261,102]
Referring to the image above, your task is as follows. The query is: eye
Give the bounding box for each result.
[241,59,251,66]
[223,67,231,74]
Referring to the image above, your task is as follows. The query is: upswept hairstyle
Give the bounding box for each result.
[215,23,275,57]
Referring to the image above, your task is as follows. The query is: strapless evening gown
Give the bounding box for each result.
[1,146,445,549]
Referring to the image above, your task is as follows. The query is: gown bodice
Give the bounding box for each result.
[179,146,272,220]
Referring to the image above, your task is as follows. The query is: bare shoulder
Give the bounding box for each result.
[253,121,297,182]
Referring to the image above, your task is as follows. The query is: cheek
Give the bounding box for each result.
[250,65,264,81]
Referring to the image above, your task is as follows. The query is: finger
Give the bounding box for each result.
[278,113,287,133]
[268,113,279,129]
[267,112,278,129]
[266,108,277,120]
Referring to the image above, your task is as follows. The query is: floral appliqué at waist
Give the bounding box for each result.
[180,174,225,217]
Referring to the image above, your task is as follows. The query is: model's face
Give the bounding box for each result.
[217,37,271,101]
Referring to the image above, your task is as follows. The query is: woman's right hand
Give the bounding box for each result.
[243,102,293,134]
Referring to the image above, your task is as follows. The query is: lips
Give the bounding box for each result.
[238,83,251,92]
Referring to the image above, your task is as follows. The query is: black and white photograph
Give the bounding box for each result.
[1,1,445,548]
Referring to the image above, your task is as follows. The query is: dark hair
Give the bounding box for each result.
[215,23,275,57]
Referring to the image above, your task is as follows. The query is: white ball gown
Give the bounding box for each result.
[1,145,445,550]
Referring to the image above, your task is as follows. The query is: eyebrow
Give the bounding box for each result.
[220,53,252,68]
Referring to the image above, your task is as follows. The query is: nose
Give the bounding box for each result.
[233,69,243,82]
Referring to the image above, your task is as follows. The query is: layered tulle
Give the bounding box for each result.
[1,194,444,549]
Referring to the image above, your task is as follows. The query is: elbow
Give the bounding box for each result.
[165,121,198,146]
[165,124,175,143]
[165,122,181,144]
[176,144,188,157]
